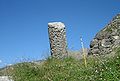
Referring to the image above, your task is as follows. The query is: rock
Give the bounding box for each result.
[48,22,68,59]
[48,22,65,29]
[101,39,112,47]
[90,39,98,48]
[0,76,13,81]
[89,13,120,55]
[113,36,119,39]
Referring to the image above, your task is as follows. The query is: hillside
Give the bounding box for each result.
[0,47,120,81]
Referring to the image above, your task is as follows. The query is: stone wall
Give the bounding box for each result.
[89,14,120,55]
[48,22,68,58]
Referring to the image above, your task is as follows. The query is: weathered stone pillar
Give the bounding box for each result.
[48,22,68,58]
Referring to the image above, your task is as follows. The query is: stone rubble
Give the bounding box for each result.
[89,13,120,55]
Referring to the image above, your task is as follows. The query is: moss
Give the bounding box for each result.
[105,27,112,33]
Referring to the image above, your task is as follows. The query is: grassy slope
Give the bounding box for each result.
[0,48,120,81]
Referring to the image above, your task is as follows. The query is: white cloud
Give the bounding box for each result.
[0,60,2,63]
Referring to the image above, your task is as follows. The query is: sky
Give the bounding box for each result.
[0,0,120,68]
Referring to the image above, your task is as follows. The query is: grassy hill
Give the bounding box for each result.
[0,48,120,81]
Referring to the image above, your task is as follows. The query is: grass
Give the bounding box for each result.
[0,48,120,81]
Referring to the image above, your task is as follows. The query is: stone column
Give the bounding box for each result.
[48,22,68,59]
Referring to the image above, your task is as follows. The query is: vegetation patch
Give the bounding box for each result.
[0,48,120,81]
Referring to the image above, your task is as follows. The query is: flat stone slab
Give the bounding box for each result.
[0,76,13,81]
[48,22,65,29]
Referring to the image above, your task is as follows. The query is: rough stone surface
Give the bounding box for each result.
[89,14,120,55]
[48,22,68,58]
[0,76,13,81]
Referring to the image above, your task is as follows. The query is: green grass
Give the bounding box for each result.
[1,48,120,81]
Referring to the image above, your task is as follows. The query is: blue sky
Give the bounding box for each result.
[0,0,120,68]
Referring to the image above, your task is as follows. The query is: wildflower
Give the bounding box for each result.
[117,56,119,59]
[101,69,104,71]
[99,78,103,80]
[109,68,111,70]
[95,70,98,73]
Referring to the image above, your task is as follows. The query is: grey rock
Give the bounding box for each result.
[0,76,13,81]
[91,48,100,54]
[89,13,120,55]
[48,22,68,59]
[90,39,98,48]
[101,39,111,47]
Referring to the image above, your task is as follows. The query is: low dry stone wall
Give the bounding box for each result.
[89,14,120,55]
